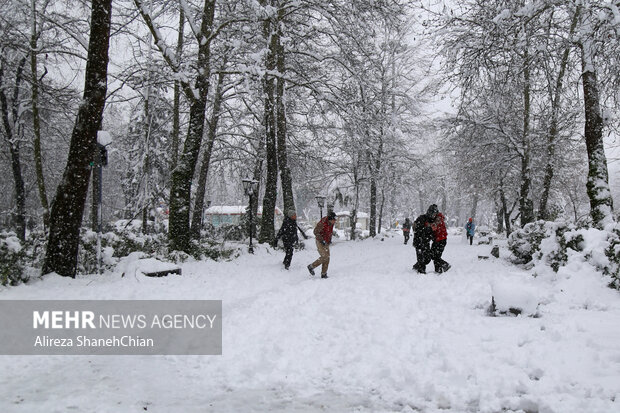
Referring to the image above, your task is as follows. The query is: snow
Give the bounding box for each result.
[96,130,113,146]
[1,232,620,412]
[117,255,181,277]
[205,205,283,215]
[1,234,22,253]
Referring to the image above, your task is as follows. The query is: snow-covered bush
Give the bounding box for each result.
[507,221,549,263]
[507,220,620,288]
[508,220,584,271]
[0,232,27,286]
[604,224,620,289]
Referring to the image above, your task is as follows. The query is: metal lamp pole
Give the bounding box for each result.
[242,179,258,254]
[94,131,111,275]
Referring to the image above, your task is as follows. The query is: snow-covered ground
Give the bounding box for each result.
[1,230,620,412]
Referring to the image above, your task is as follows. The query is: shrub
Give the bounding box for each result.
[604,225,620,289]
[507,220,584,272]
[0,232,27,286]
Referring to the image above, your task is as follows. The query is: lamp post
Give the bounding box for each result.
[315,195,326,219]
[242,178,259,253]
[201,200,211,230]
[93,130,112,275]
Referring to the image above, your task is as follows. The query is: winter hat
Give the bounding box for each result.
[327,211,337,220]
[468,218,473,222]
[427,204,438,216]
[287,210,296,219]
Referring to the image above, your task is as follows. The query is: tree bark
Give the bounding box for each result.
[167,0,216,252]
[42,0,112,276]
[0,57,28,241]
[378,188,385,234]
[538,10,579,221]
[470,192,479,220]
[369,174,377,237]
[275,8,295,215]
[31,0,49,228]
[499,177,511,235]
[190,70,226,239]
[580,41,614,228]
[495,196,504,233]
[519,44,534,227]
[171,5,185,171]
[259,4,278,244]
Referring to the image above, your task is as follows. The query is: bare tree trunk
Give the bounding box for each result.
[369,175,377,237]
[31,0,49,228]
[539,10,579,221]
[469,192,479,220]
[580,39,614,228]
[495,195,504,233]
[166,0,216,252]
[190,70,226,239]
[418,189,425,215]
[519,44,534,226]
[275,9,295,215]
[499,177,511,235]
[259,5,278,244]
[43,0,112,276]
[171,5,185,171]
[377,188,385,234]
[141,91,151,234]
[0,57,27,241]
[350,164,360,240]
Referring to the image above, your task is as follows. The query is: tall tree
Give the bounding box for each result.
[0,56,27,241]
[43,0,113,277]
[133,0,218,252]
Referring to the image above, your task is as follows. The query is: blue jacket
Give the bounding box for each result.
[465,221,476,236]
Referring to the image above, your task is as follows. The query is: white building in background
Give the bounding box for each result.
[334,210,369,231]
[204,206,283,228]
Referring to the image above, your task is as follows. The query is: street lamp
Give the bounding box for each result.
[315,195,326,219]
[242,178,259,253]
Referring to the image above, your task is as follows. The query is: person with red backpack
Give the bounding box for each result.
[427,204,451,274]
[307,211,337,279]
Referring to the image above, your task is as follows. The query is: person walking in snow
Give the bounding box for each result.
[427,204,451,273]
[273,210,308,270]
[402,217,412,245]
[307,211,337,279]
[465,218,476,246]
[412,212,433,274]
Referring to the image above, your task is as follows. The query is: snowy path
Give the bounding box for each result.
[1,231,620,412]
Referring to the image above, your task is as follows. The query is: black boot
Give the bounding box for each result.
[321,273,328,279]
[307,265,315,276]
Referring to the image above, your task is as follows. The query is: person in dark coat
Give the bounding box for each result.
[412,212,433,274]
[427,204,451,273]
[402,217,412,245]
[273,210,308,270]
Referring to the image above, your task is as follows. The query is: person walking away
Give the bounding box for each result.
[402,217,412,245]
[273,210,308,270]
[307,211,337,279]
[465,218,476,245]
[427,204,451,273]
[412,213,433,273]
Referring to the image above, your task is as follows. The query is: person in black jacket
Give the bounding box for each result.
[402,217,412,245]
[273,210,308,270]
[412,212,433,274]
